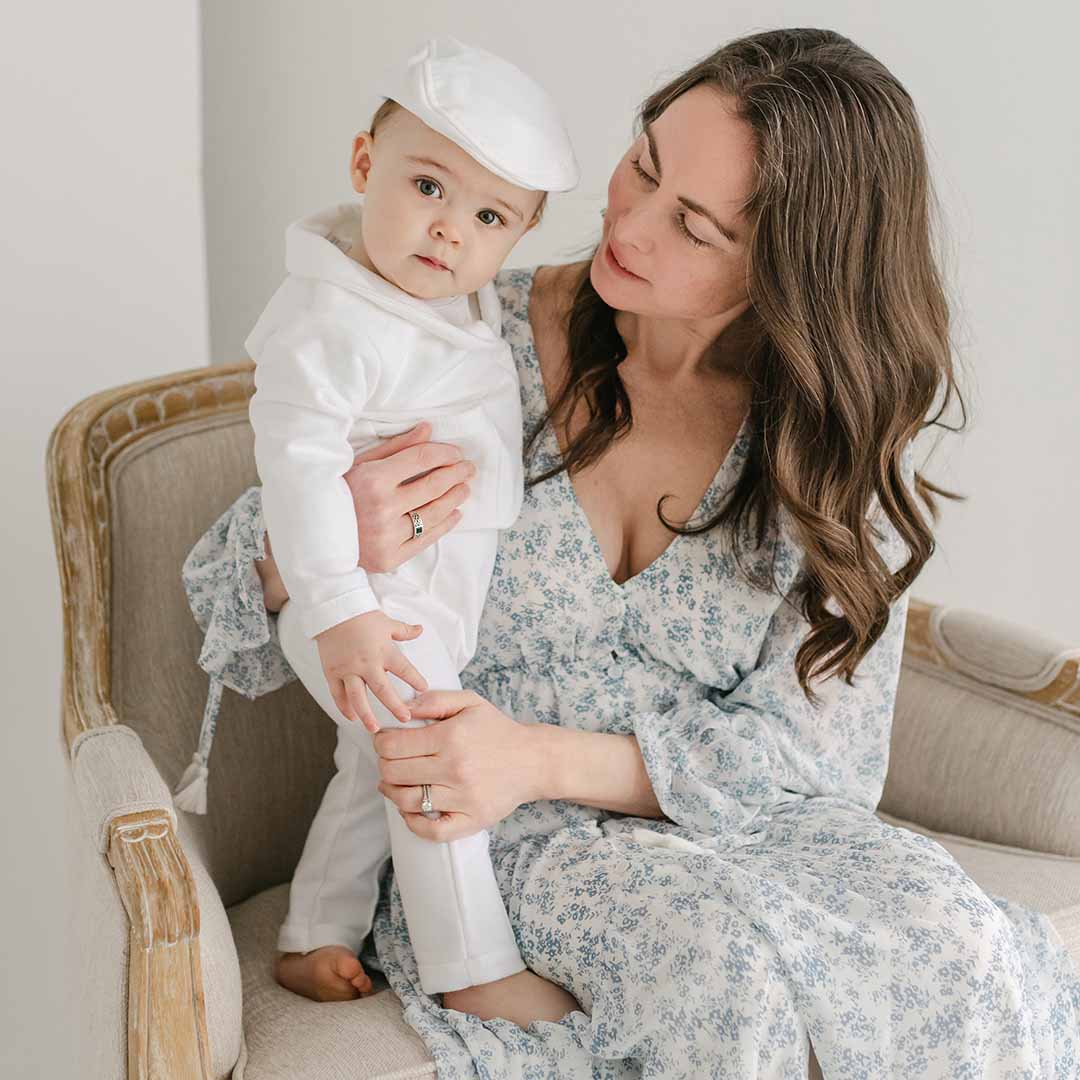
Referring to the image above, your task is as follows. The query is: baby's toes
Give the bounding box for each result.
[330,950,364,982]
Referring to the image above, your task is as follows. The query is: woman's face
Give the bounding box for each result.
[591,85,756,323]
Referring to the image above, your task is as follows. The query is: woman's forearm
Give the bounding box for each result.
[526,723,665,819]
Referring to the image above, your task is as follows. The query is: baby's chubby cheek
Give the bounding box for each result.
[456,249,511,294]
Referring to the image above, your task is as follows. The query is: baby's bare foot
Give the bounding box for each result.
[275,945,374,1002]
[442,969,580,1028]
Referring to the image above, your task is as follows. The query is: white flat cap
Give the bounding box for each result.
[376,36,579,193]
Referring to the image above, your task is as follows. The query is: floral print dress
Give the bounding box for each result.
[183,267,1079,1078]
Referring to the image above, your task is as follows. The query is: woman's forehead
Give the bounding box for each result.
[645,87,756,218]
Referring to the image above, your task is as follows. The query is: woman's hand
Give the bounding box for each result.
[253,421,475,612]
[254,534,289,613]
[372,690,544,842]
[344,420,476,573]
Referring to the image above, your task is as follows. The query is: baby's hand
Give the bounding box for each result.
[315,610,427,733]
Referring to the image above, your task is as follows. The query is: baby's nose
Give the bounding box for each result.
[431,220,462,243]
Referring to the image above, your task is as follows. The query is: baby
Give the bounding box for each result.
[239,38,577,1022]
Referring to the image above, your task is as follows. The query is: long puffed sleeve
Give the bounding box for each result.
[632,453,916,837]
[176,485,295,813]
[249,322,381,640]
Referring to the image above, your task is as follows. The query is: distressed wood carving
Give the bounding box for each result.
[47,362,253,1080]
[108,810,212,1080]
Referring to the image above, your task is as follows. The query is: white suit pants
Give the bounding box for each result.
[275,598,525,994]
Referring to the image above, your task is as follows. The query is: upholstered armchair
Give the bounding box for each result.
[49,362,1080,1079]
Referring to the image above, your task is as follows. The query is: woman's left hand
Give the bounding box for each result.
[372,690,544,841]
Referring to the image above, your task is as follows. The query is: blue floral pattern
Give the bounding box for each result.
[183,267,1079,1078]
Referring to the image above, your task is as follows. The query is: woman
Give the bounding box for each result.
[187,28,1079,1077]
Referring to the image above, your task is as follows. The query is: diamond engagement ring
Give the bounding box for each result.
[420,784,434,814]
[410,511,424,539]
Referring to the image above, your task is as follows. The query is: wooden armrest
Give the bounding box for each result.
[108,809,213,1078]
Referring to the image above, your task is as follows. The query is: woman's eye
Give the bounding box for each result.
[415,178,442,198]
[630,157,710,249]
[676,212,710,249]
[477,209,505,227]
[630,156,656,186]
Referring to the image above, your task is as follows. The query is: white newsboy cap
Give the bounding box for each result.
[376,36,579,193]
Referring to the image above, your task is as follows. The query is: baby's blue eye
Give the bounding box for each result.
[416,178,441,198]
[477,209,503,226]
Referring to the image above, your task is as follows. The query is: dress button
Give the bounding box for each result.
[604,595,625,618]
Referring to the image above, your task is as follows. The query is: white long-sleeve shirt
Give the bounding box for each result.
[247,200,524,667]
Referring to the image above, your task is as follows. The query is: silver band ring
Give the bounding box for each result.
[410,511,424,540]
[420,784,433,814]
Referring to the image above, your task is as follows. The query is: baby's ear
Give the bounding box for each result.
[349,131,375,193]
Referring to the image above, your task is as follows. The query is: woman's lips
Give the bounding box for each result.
[416,255,450,271]
[604,238,645,281]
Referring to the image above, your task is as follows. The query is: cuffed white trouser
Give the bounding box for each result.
[275,598,525,994]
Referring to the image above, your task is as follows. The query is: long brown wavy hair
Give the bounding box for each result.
[525,28,967,701]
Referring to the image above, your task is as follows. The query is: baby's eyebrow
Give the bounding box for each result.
[405,155,525,221]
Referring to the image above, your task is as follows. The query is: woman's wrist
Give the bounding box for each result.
[523,722,664,819]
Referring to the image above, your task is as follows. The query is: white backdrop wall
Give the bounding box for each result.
[202,0,1079,642]
[0,2,208,1076]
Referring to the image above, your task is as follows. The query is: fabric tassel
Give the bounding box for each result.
[173,754,209,814]
[173,675,224,815]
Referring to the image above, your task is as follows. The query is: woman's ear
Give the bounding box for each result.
[350,132,375,194]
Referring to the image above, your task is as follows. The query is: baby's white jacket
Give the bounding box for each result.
[246,199,524,664]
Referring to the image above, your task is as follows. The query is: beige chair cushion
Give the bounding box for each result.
[228,884,435,1080]
[227,816,1079,1079]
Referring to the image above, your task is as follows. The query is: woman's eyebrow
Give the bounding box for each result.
[643,123,740,244]
[404,154,525,221]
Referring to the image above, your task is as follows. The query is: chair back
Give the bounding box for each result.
[49,363,336,907]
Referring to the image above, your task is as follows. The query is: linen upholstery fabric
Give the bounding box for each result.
[71,724,177,851]
[880,634,1080,857]
[67,726,245,1079]
[228,884,435,1080]
[106,413,337,907]
[933,608,1080,692]
[67,758,128,1080]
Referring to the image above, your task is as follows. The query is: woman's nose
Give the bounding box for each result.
[612,202,654,255]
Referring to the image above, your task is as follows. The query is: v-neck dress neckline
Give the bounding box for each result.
[516,265,753,595]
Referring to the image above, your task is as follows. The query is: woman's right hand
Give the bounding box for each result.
[254,421,474,612]
[344,420,475,571]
